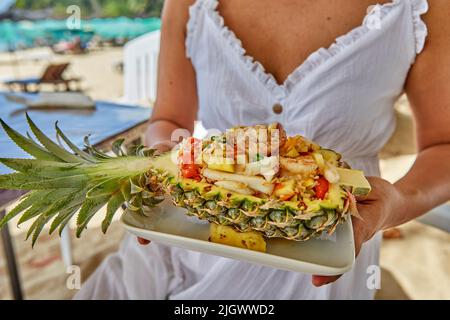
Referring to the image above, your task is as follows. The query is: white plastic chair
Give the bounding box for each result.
[121,30,207,137]
[122,30,161,106]
[60,226,72,266]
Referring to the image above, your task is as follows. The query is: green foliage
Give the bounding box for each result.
[0,116,158,246]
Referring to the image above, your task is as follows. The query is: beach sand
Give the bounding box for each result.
[0,47,124,101]
[0,48,449,300]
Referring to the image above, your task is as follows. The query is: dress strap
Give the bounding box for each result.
[186,0,219,58]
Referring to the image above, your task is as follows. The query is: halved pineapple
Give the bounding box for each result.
[0,118,371,247]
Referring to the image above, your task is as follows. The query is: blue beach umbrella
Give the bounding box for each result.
[0,20,18,51]
[85,17,161,41]
[0,16,161,52]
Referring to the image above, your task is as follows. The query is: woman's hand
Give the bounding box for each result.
[312,176,405,287]
[136,141,176,246]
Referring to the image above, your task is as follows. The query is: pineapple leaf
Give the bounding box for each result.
[0,158,84,178]
[0,172,89,190]
[127,193,143,212]
[18,174,92,190]
[102,191,125,233]
[0,190,50,228]
[142,196,165,207]
[76,195,110,237]
[142,148,156,157]
[26,215,40,241]
[25,131,36,142]
[20,204,48,228]
[112,139,125,157]
[28,210,59,245]
[30,215,52,247]
[17,188,77,225]
[0,173,44,190]
[50,188,89,234]
[84,136,111,159]
[58,209,78,236]
[86,178,122,198]
[0,119,59,161]
[55,122,96,163]
[127,145,155,157]
[26,113,85,164]
[0,117,165,244]
[47,188,91,233]
[120,180,132,201]
[127,144,142,156]
[30,191,82,246]
[49,206,78,235]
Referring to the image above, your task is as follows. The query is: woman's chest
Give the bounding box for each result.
[217,0,391,84]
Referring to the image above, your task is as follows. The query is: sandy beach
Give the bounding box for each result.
[0,47,449,300]
[0,47,124,101]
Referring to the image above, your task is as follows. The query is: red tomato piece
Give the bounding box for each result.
[181,164,200,180]
[314,176,329,200]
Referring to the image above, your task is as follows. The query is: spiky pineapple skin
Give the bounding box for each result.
[132,166,346,241]
[167,185,343,241]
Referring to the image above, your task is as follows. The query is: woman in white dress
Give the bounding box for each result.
[75,0,450,299]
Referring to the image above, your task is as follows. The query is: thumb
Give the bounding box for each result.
[355,194,370,202]
[355,176,376,202]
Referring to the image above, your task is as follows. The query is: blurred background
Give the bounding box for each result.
[0,0,449,300]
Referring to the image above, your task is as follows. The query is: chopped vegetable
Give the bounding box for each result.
[314,176,329,200]
[181,164,201,181]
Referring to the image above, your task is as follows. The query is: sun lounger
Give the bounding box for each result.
[3,63,82,92]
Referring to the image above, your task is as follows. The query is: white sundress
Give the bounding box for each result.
[75,0,428,299]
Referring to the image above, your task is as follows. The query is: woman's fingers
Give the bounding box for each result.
[311,177,391,288]
[355,194,370,202]
[311,210,365,287]
[137,237,151,245]
[311,274,342,287]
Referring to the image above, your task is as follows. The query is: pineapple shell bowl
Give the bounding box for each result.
[0,117,371,274]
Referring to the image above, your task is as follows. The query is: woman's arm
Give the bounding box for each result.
[145,0,198,150]
[313,0,450,286]
[391,0,450,226]
[138,0,197,245]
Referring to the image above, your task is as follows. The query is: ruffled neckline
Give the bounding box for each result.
[205,0,406,99]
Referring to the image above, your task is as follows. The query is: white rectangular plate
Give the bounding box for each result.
[121,200,355,275]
